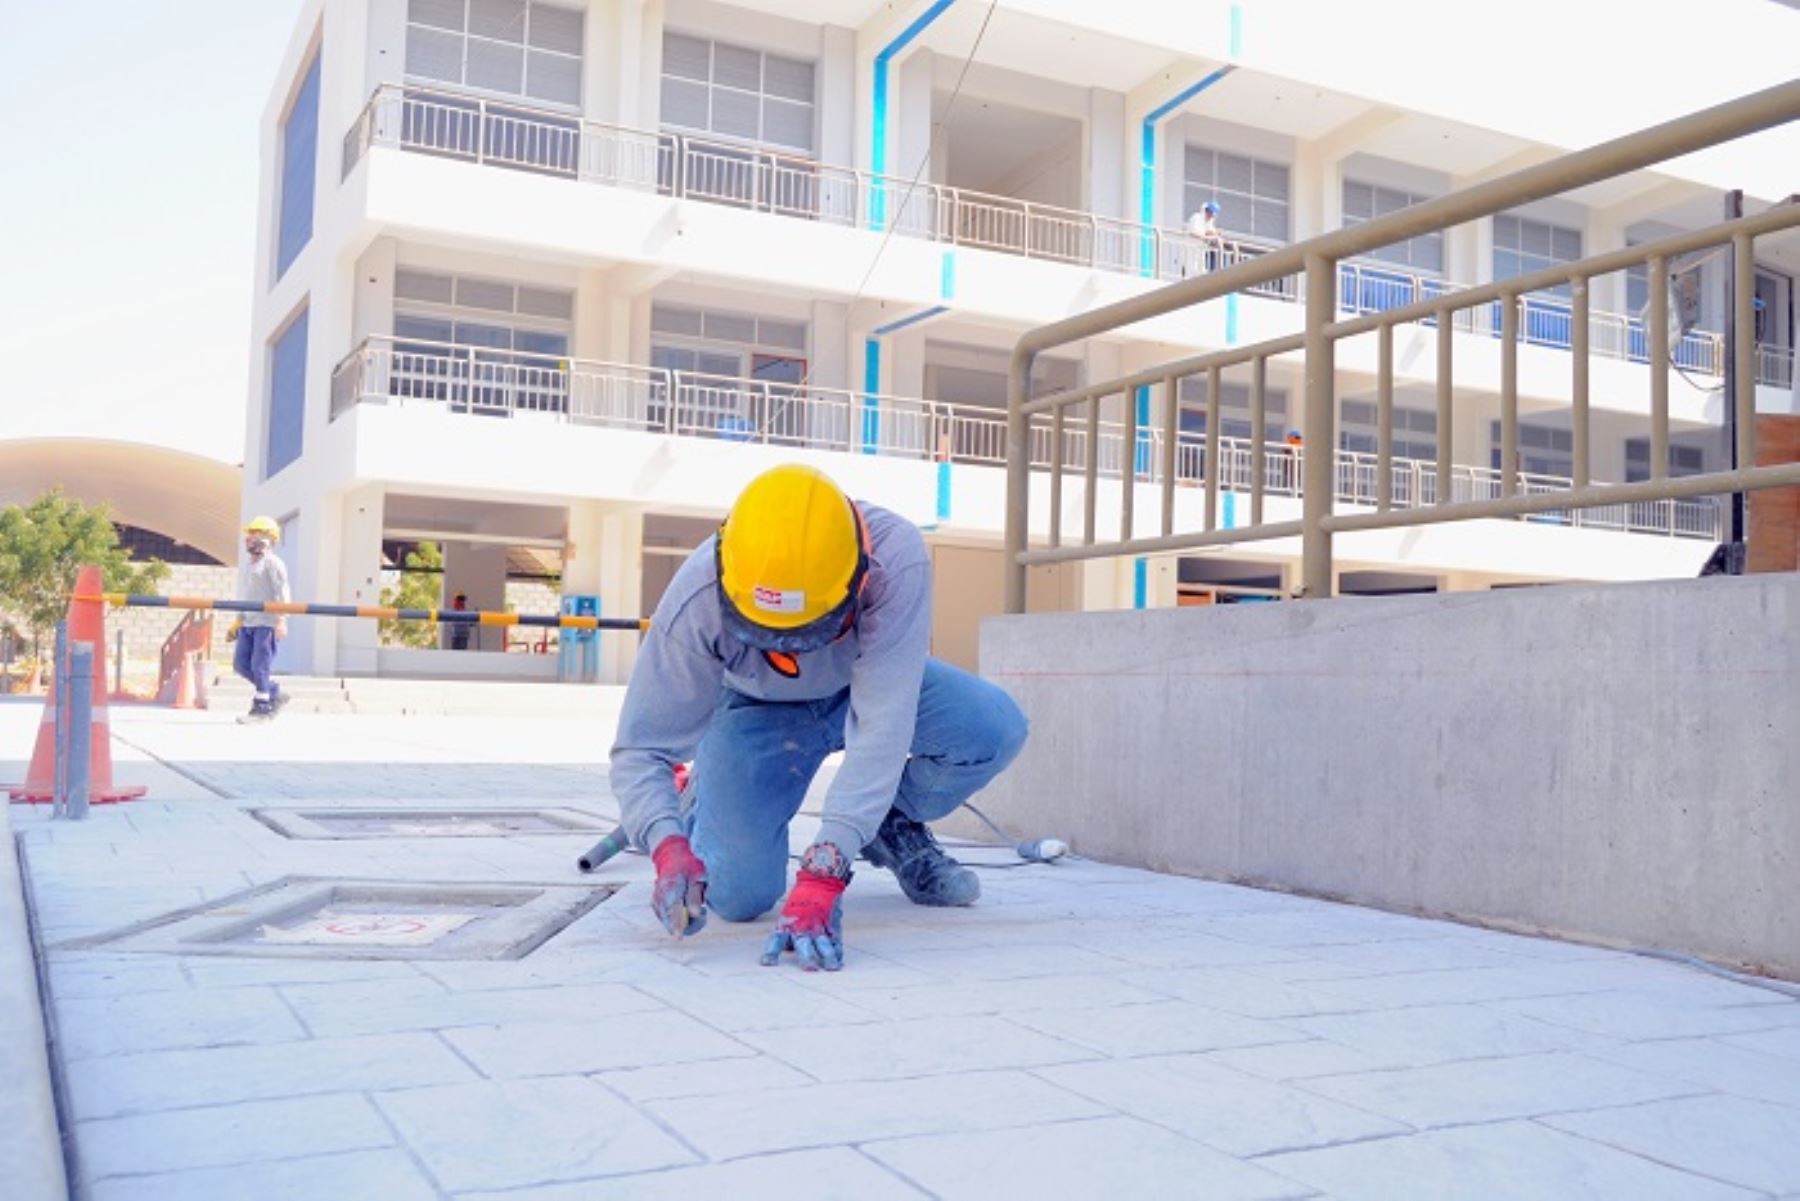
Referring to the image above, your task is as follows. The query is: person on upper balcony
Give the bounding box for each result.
[1186,199,1227,275]
[609,464,1029,972]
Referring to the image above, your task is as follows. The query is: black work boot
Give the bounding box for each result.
[864,808,980,907]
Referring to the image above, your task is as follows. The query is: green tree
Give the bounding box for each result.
[0,489,168,648]
[378,540,443,649]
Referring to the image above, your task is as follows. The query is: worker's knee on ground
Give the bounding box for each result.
[706,877,784,923]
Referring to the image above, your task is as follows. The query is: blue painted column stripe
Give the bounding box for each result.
[870,0,957,228]
[862,338,881,454]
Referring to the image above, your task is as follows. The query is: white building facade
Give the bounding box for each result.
[248,0,1800,681]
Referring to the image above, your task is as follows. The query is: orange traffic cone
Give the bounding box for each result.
[6,565,148,805]
[166,651,198,710]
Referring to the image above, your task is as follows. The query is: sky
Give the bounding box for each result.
[0,1,303,465]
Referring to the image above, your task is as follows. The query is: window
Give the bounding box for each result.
[1491,420,1573,477]
[1343,181,1443,275]
[276,52,321,278]
[650,303,808,377]
[1493,213,1582,299]
[1624,438,1707,483]
[1340,399,1437,461]
[405,0,584,107]
[267,306,308,478]
[660,33,816,152]
[1184,147,1289,242]
[1177,380,1290,441]
[392,269,573,412]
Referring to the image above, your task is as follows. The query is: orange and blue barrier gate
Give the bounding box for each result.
[80,594,650,633]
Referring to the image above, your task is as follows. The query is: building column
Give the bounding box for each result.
[819,25,856,169]
[565,500,645,683]
[352,237,397,345]
[1086,88,1127,220]
[335,484,386,676]
[1291,141,1330,243]
[895,49,935,185]
[573,268,610,361]
[811,301,849,391]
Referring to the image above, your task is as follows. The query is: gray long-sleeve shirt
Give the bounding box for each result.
[609,503,931,858]
[237,551,291,628]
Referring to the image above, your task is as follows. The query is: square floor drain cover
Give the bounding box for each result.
[58,877,618,961]
[250,807,613,840]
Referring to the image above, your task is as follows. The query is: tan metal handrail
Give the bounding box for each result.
[1002,81,1800,608]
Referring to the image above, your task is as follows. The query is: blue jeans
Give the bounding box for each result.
[689,658,1029,922]
[233,627,282,707]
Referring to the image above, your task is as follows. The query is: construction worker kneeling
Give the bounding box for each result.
[610,464,1029,971]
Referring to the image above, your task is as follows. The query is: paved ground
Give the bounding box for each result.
[6,697,1800,1200]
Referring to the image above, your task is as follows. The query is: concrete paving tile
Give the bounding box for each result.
[1302,1051,1703,1127]
[56,986,307,1060]
[1721,1024,1800,1065]
[1259,1121,1758,1201]
[64,1032,479,1120]
[1009,999,1307,1058]
[416,950,704,992]
[442,1011,754,1078]
[1309,964,1619,1010]
[1123,966,1370,1019]
[1202,909,1453,949]
[1591,1036,1800,1109]
[631,974,884,1032]
[865,1115,1312,1201]
[1037,1054,1406,1157]
[598,1054,815,1102]
[1203,1038,1393,1082]
[1087,931,1311,969]
[879,942,1130,981]
[183,958,428,988]
[1497,992,1800,1041]
[843,973,1166,1020]
[286,978,662,1037]
[87,1149,438,1201]
[736,1014,1098,1081]
[376,1076,696,1193]
[79,1094,391,1181]
[1289,1003,1609,1068]
[643,1069,1108,1159]
[1305,937,1528,975]
[457,1147,926,1201]
[1544,1094,1800,1195]
[47,957,191,999]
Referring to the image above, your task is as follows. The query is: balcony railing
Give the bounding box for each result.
[331,336,1719,541]
[344,84,1793,390]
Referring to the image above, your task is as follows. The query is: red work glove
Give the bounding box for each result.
[650,834,708,937]
[760,843,851,972]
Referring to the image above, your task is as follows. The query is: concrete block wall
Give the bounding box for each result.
[112,564,236,679]
[972,574,1800,978]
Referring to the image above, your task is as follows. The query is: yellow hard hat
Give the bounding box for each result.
[716,465,867,652]
[244,516,281,541]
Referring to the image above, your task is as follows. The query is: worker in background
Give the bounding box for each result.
[610,464,1029,972]
[449,592,471,651]
[1187,199,1226,274]
[225,516,291,724]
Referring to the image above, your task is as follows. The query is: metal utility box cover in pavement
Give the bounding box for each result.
[249,807,614,840]
[59,877,617,961]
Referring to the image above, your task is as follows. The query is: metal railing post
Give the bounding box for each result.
[1302,253,1336,598]
[1501,294,1519,497]
[52,621,68,819]
[1003,348,1034,612]
[66,642,93,821]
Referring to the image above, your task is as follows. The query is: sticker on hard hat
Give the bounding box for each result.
[752,585,805,613]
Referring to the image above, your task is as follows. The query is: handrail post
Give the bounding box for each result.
[1301,252,1336,598]
[1003,348,1034,613]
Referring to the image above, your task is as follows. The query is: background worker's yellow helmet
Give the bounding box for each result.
[244,516,281,542]
[716,465,867,652]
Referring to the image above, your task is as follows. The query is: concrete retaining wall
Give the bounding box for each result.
[973,573,1799,978]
